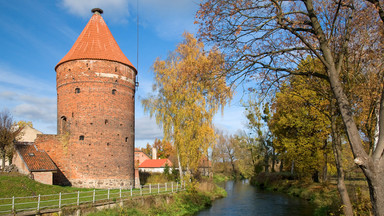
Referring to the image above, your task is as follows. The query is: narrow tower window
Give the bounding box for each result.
[60,116,67,133]
[115,67,117,72]
[125,137,128,142]
[79,135,84,140]
[112,89,116,95]
[75,88,80,94]
[105,119,108,124]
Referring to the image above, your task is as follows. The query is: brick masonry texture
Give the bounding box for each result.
[35,59,136,189]
[33,172,53,185]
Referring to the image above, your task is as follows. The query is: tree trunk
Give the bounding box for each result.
[271,149,276,172]
[323,140,328,182]
[365,159,384,215]
[303,1,384,214]
[328,50,384,215]
[264,152,269,172]
[291,160,294,175]
[323,152,328,182]
[331,104,353,216]
[176,146,183,183]
[312,170,319,183]
[249,147,258,175]
[1,151,5,171]
[279,159,284,172]
[230,159,236,176]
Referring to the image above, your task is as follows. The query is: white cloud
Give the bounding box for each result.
[0,64,55,94]
[13,103,56,123]
[135,116,163,140]
[60,0,199,39]
[60,0,131,23]
[0,92,56,124]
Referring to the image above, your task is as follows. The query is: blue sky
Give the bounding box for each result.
[0,0,247,148]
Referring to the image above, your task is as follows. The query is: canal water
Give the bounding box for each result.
[198,180,315,216]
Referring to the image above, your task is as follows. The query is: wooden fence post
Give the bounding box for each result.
[59,192,62,208]
[37,194,40,211]
[3,180,193,215]
[93,189,96,204]
[12,196,14,213]
[77,191,80,206]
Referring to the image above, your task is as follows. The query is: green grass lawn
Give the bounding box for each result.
[0,173,181,215]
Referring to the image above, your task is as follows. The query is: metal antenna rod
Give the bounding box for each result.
[135,0,139,90]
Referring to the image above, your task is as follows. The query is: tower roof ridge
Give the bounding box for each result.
[56,11,136,73]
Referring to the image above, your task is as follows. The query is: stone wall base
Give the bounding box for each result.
[70,178,135,189]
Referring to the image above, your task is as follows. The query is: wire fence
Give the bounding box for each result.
[0,181,186,215]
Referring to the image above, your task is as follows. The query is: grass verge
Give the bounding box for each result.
[88,180,227,216]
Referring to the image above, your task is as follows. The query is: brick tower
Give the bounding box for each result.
[53,8,136,188]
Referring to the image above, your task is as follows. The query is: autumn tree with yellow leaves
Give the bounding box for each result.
[142,33,232,181]
[197,1,384,214]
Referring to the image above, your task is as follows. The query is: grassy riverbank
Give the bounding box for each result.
[0,172,226,215]
[251,172,371,216]
[0,172,92,198]
[88,180,227,216]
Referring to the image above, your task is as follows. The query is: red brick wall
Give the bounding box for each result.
[33,172,53,185]
[35,134,71,185]
[52,59,136,188]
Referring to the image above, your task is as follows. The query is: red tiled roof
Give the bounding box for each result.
[138,159,172,168]
[56,13,136,72]
[15,143,57,172]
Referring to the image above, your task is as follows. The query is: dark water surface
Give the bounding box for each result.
[198,180,315,216]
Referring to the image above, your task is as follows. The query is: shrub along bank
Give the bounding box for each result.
[251,172,371,216]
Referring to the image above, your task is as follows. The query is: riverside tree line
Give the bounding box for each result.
[142,1,384,215]
[1,0,379,215]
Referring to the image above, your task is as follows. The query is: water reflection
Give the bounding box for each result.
[198,180,314,216]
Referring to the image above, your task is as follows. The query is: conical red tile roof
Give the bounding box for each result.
[56,12,136,72]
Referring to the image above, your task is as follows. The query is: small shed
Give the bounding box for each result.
[13,143,57,185]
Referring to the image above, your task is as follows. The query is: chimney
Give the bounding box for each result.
[152,148,157,160]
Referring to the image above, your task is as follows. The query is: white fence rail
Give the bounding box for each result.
[0,181,186,215]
